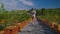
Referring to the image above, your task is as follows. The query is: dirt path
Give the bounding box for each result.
[18,19,57,34]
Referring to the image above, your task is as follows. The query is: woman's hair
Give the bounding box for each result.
[31,8,35,10]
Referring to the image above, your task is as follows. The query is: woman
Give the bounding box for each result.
[31,8,36,20]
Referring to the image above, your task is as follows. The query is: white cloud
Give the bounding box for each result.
[4,0,18,8]
[2,0,19,10]
[19,0,34,6]
[0,0,34,10]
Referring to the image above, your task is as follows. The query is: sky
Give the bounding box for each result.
[0,0,60,10]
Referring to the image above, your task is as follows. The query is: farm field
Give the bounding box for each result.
[36,8,60,25]
[0,10,31,31]
[0,1,60,34]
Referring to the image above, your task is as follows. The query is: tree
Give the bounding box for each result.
[36,9,41,16]
[1,4,5,12]
[41,8,46,15]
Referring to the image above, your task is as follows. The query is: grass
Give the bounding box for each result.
[0,11,31,31]
[37,15,60,25]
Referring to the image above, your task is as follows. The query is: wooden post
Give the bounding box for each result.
[3,29,10,34]
[58,25,60,34]
[51,23,55,28]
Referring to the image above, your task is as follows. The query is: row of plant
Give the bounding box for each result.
[0,11,31,31]
[36,8,60,25]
